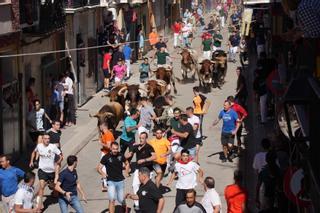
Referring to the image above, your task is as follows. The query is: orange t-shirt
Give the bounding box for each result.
[193,95,203,114]
[148,138,170,165]
[224,184,247,213]
[100,130,115,154]
[149,32,159,45]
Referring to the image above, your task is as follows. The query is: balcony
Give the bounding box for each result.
[64,0,101,12]
[20,0,65,35]
[0,3,13,35]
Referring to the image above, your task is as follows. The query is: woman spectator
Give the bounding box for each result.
[235,67,248,108]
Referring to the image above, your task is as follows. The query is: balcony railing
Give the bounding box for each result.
[64,0,100,8]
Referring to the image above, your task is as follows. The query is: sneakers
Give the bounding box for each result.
[221,158,227,163]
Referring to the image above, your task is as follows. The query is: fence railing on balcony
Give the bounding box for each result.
[64,0,88,8]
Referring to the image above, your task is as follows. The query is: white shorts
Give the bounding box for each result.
[115,77,123,83]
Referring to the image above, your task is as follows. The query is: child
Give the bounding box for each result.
[112,58,127,85]
[139,58,150,83]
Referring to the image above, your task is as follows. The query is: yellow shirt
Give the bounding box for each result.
[148,138,170,165]
[193,95,203,114]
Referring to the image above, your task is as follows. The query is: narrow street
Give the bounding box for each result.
[45,15,246,212]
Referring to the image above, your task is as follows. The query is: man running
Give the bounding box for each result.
[138,97,157,135]
[212,100,240,162]
[167,149,203,206]
[0,154,25,212]
[55,155,87,213]
[98,142,129,213]
[186,107,202,163]
[152,46,172,68]
[148,128,171,188]
[29,133,62,206]
[120,108,141,155]
[126,132,156,210]
[171,114,197,159]
[174,189,206,213]
[227,96,247,154]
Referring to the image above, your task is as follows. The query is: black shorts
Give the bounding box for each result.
[221,132,235,146]
[103,69,111,78]
[153,163,167,174]
[38,169,55,182]
[195,138,203,146]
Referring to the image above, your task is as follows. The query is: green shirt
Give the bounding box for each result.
[202,39,212,51]
[214,34,223,47]
[156,52,170,65]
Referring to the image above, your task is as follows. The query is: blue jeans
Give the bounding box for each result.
[188,147,197,158]
[183,37,189,48]
[58,195,84,213]
[107,180,125,204]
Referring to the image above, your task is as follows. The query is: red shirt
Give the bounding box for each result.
[231,103,247,120]
[225,184,247,213]
[172,23,181,34]
[103,53,112,70]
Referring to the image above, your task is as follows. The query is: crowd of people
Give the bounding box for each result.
[0,0,295,213]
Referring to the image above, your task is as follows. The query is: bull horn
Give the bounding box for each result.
[117,86,128,96]
[156,79,167,86]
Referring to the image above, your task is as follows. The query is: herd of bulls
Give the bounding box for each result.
[90,48,228,132]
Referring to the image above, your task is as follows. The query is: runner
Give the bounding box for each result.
[27,99,52,142]
[167,149,203,206]
[227,96,248,154]
[201,176,222,213]
[152,46,172,68]
[171,114,197,159]
[148,27,159,50]
[126,167,165,213]
[112,58,127,85]
[174,189,206,213]
[119,108,140,156]
[228,31,240,63]
[13,172,40,213]
[102,49,112,91]
[202,35,212,59]
[192,86,207,139]
[55,155,87,213]
[29,133,62,207]
[186,107,202,163]
[213,29,223,52]
[0,154,25,212]
[212,100,240,162]
[138,97,157,135]
[123,43,132,80]
[98,142,129,213]
[172,20,182,49]
[97,121,115,191]
[148,128,171,188]
[139,57,151,83]
[225,170,247,213]
[125,132,156,210]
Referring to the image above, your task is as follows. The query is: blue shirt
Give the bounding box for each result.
[123,45,132,60]
[218,109,238,133]
[0,167,25,197]
[120,116,137,142]
[58,168,78,196]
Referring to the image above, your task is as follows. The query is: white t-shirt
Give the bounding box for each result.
[175,161,199,189]
[64,77,74,95]
[182,26,190,38]
[188,115,201,138]
[14,184,35,210]
[253,151,267,173]
[35,108,45,131]
[35,143,61,173]
[201,188,222,213]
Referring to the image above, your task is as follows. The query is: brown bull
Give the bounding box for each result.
[117,84,147,108]
[211,50,228,84]
[145,79,168,102]
[180,48,198,80]
[199,59,214,93]
[90,102,124,131]
[103,83,128,107]
[152,67,177,94]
